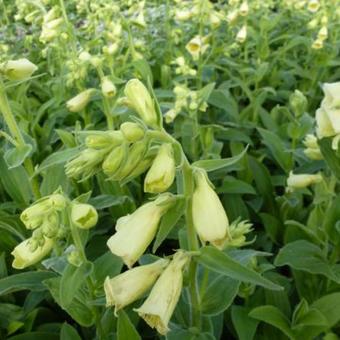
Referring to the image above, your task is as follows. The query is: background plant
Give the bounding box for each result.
[0,0,340,339]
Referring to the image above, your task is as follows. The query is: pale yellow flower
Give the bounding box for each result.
[104,259,169,314]
[192,171,230,248]
[12,237,54,269]
[134,251,189,335]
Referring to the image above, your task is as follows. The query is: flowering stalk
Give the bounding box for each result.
[67,207,104,338]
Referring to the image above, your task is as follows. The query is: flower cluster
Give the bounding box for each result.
[11,191,98,269]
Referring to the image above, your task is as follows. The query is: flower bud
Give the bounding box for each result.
[175,9,192,21]
[113,140,147,180]
[124,79,159,128]
[305,134,320,152]
[239,2,249,16]
[71,203,98,229]
[227,10,238,24]
[85,131,124,149]
[134,251,189,335]
[66,89,94,112]
[228,220,253,247]
[122,156,154,182]
[41,212,59,238]
[3,59,38,80]
[307,0,320,12]
[67,249,83,267]
[303,134,323,160]
[236,25,247,43]
[312,38,323,50]
[120,122,145,142]
[79,51,92,62]
[104,259,169,314]
[318,26,328,41]
[20,196,58,230]
[192,171,230,248]
[164,109,178,124]
[210,12,221,28]
[287,172,322,190]
[144,144,176,193]
[102,145,126,176]
[43,7,59,23]
[289,90,307,117]
[101,77,116,98]
[65,148,106,179]
[107,196,170,267]
[11,237,54,269]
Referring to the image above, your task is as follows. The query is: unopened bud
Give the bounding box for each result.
[66,89,94,112]
[101,77,116,98]
[289,90,307,117]
[120,122,145,142]
[85,131,123,149]
[124,79,159,129]
[144,144,176,193]
[102,145,126,176]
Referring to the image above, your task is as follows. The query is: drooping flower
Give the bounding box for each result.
[71,203,98,229]
[144,144,176,193]
[134,251,189,335]
[287,171,322,190]
[104,259,169,314]
[12,237,54,269]
[66,89,94,112]
[107,195,171,267]
[3,59,38,80]
[192,170,230,248]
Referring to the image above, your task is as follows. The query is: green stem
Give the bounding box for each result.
[0,80,41,199]
[182,159,201,328]
[69,211,104,339]
[147,128,201,327]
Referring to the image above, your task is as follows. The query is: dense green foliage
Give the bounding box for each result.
[0,0,340,339]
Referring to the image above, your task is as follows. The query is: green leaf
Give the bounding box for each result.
[0,156,32,205]
[311,292,340,328]
[89,195,131,210]
[318,137,340,181]
[153,197,185,252]
[231,306,258,340]
[208,89,238,119]
[192,146,248,172]
[274,240,339,282]
[117,310,141,340]
[258,128,291,172]
[195,246,282,291]
[198,83,216,103]
[4,144,33,169]
[93,252,123,284]
[133,59,153,85]
[0,271,56,295]
[59,262,93,307]
[60,323,81,340]
[44,277,94,326]
[217,176,256,195]
[200,275,239,315]
[8,332,59,340]
[249,305,295,339]
[35,148,80,175]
